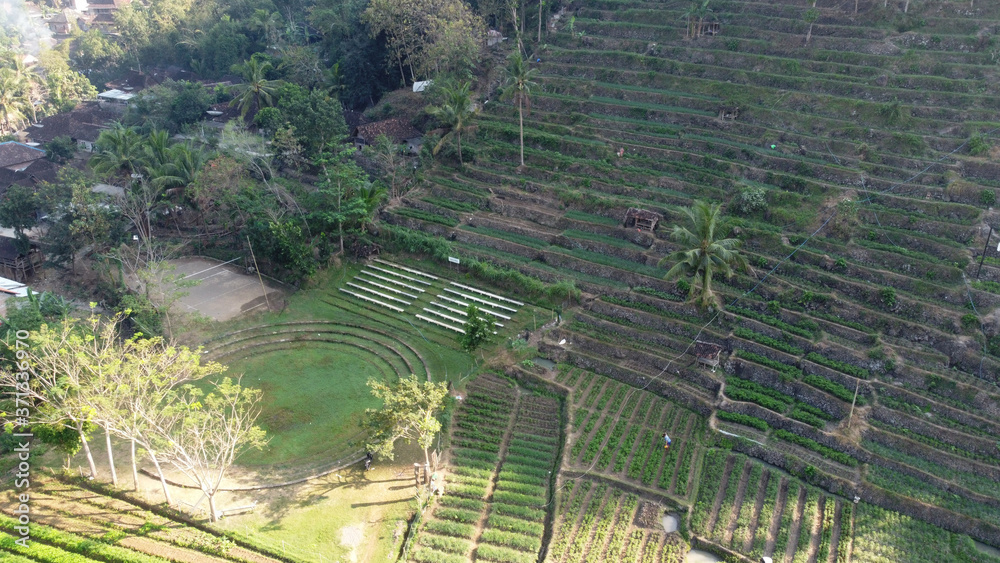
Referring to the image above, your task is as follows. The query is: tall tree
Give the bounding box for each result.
[658,200,748,308]
[460,305,495,352]
[0,185,40,252]
[0,68,30,135]
[803,7,819,45]
[147,377,266,521]
[90,126,145,182]
[313,146,373,255]
[362,375,449,469]
[500,52,538,168]
[429,80,477,165]
[0,316,108,478]
[229,56,279,119]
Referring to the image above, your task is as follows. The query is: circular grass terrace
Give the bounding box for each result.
[203,321,433,468]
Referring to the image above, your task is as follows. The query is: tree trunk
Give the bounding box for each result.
[521,0,525,37]
[855,0,859,15]
[518,97,525,167]
[208,491,219,522]
[538,0,542,43]
[806,23,814,44]
[149,451,172,505]
[105,428,118,487]
[457,130,463,165]
[702,268,713,307]
[77,420,98,479]
[903,0,910,11]
[130,439,139,492]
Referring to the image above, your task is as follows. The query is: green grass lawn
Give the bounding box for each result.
[184,264,478,468]
[229,342,393,467]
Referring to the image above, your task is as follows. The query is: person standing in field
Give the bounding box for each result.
[663,433,672,450]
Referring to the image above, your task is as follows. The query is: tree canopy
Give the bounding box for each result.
[362,375,449,468]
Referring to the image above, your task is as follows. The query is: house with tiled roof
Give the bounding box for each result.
[352,118,423,153]
[22,102,117,152]
[0,143,46,173]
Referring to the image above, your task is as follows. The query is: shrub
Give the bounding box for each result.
[475,544,537,563]
[981,189,997,208]
[732,185,767,215]
[879,287,897,308]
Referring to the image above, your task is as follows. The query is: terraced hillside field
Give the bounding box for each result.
[386,0,1000,559]
[409,372,561,563]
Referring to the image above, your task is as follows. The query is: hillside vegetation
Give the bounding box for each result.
[386,0,1000,559]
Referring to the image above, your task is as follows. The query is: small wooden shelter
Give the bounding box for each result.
[0,237,42,282]
[692,341,723,372]
[623,208,662,231]
[718,106,740,121]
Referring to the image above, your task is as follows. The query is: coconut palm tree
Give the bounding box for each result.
[229,57,279,119]
[500,52,538,168]
[148,143,209,196]
[658,200,748,308]
[429,80,477,165]
[89,126,145,181]
[0,69,31,135]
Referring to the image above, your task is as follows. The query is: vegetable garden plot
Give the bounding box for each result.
[413,373,559,563]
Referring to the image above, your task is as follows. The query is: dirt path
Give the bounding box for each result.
[653,410,683,489]
[764,477,789,557]
[743,470,771,553]
[807,496,826,563]
[722,460,753,545]
[704,455,736,536]
[783,487,808,563]
[827,499,843,563]
[667,415,696,495]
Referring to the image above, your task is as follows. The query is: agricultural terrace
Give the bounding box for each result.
[384,0,1000,560]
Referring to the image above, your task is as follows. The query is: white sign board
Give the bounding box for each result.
[448,256,460,264]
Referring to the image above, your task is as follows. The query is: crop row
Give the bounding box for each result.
[805,352,871,379]
[711,459,747,540]
[0,515,168,563]
[690,450,729,535]
[771,482,801,560]
[604,494,640,561]
[773,429,859,467]
[730,464,764,550]
[718,411,769,432]
[733,327,805,356]
[816,498,836,563]
[564,484,608,563]
[734,349,804,380]
[547,481,592,562]
[749,473,781,559]
[792,490,820,563]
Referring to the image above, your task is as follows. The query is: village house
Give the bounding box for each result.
[21,102,118,152]
[0,142,46,173]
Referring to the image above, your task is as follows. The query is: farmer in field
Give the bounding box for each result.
[663,433,672,450]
